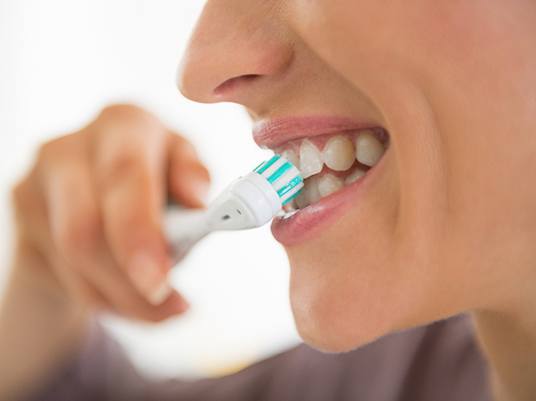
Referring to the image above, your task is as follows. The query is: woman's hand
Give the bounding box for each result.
[11,104,210,322]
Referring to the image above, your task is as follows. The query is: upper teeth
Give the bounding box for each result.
[294,132,385,178]
[322,136,355,171]
[299,139,324,179]
[281,148,299,168]
[355,130,384,166]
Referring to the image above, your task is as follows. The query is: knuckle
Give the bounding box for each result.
[11,178,35,219]
[98,104,160,129]
[112,210,156,251]
[98,152,145,191]
[171,133,197,159]
[93,104,167,148]
[81,291,107,310]
[58,214,101,260]
[101,103,145,116]
[36,140,58,166]
[115,212,144,235]
[11,180,27,209]
[36,134,79,167]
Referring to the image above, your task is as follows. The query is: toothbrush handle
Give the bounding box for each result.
[163,206,210,262]
[163,173,283,262]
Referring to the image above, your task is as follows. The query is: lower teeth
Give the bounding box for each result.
[279,209,299,219]
[282,165,368,213]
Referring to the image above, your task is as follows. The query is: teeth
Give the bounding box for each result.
[283,199,297,212]
[322,135,355,171]
[276,129,387,211]
[295,191,309,209]
[304,176,322,204]
[291,168,365,211]
[355,131,385,166]
[344,168,366,185]
[299,140,323,178]
[281,149,299,168]
[294,177,321,209]
[317,174,344,198]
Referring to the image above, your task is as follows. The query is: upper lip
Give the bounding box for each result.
[253,116,380,149]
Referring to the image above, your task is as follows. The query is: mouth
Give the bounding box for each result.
[253,116,390,245]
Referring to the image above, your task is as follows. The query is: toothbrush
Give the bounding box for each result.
[164,154,303,260]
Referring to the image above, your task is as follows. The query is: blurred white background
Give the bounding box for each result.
[0,0,299,378]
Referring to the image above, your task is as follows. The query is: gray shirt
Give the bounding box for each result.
[26,314,492,401]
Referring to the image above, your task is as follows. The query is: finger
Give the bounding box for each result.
[12,161,107,310]
[11,174,51,256]
[114,289,190,323]
[41,135,187,320]
[92,108,173,305]
[167,132,210,208]
[49,253,110,311]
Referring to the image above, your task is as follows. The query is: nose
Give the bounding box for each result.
[178,1,293,106]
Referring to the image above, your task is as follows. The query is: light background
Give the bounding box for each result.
[0,0,300,378]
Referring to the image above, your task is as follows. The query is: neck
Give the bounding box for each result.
[473,298,536,401]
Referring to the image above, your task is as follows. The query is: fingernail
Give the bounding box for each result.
[173,297,190,314]
[150,281,173,305]
[129,252,171,305]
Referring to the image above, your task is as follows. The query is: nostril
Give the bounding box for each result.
[214,74,261,96]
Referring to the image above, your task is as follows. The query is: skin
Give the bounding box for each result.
[1,1,536,400]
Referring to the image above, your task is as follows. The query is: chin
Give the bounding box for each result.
[290,296,390,353]
[288,258,393,353]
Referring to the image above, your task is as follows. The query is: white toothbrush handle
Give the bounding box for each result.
[163,206,210,261]
[163,194,257,261]
[163,173,283,261]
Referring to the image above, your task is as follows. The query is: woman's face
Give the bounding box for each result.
[179,0,536,351]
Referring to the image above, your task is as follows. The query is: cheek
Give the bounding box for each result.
[283,0,536,351]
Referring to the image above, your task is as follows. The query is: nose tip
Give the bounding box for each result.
[178,41,292,105]
[177,4,293,105]
[176,53,217,103]
[177,54,258,104]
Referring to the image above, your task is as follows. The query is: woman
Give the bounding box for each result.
[2,1,535,399]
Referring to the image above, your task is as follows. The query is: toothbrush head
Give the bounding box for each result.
[253,154,303,206]
[209,155,303,230]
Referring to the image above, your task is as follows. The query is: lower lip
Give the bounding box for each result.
[271,151,388,246]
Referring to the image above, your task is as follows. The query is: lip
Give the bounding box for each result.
[253,116,380,149]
